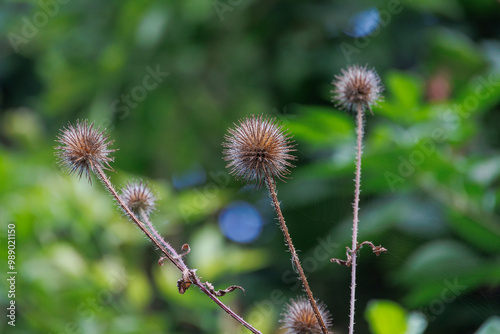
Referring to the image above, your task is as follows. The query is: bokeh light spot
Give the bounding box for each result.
[344,7,380,38]
[219,201,263,243]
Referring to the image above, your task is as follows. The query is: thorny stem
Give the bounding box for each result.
[191,275,256,333]
[94,165,262,334]
[349,104,364,334]
[94,166,184,271]
[139,208,187,270]
[265,172,329,334]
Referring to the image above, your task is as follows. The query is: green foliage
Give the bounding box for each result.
[365,300,408,334]
[365,300,429,334]
[1,0,500,333]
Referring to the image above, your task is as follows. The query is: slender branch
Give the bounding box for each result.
[191,276,259,334]
[264,172,329,334]
[93,165,262,334]
[139,208,187,270]
[349,104,364,334]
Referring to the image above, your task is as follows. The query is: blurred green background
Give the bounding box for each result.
[1,0,500,333]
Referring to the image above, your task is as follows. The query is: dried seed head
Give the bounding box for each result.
[223,114,296,185]
[332,65,383,113]
[121,181,156,217]
[55,120,116,183]
[280,296,333,334]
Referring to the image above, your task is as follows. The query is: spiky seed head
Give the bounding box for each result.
[55,120,116,183]
[223,114,296,185]
[280,296,333,334]
[332,65,383,113]
[120,181,156,217]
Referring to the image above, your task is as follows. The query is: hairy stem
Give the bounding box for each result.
[265,173,329,334]
[94,165,261,334]
[349,104,364,334]
[94,166,183,271]
[139,208,187,270]
[192,278,258,333]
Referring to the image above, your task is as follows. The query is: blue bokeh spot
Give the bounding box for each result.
[219,201,263,244]
[344,7,380,38]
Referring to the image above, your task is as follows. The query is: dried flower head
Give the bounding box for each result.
[55,120,116,183]
[280,296,333,334]
[332,65,383,113]
[121,181,156,217]
[223,114,296,185]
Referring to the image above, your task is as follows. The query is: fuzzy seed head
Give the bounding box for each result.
[280,296,333,334]
[223,114,296,185]
[332,65,383,112]
[121,181,156,217]
[55,120,116,183]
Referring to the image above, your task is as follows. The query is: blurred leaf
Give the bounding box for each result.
[447,211,500,253]
[386,71,424,110]
[48,243,88,278]
[398,240,481,282]
[455,74,500,116]
[126,270,152,309]
[427,28,486,79]
[398,239,500,307]
[285,105,353,148]
[365,300,408,334]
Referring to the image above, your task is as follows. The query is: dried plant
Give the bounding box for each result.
[223,115,331,334]
[55,120,261,334]
[280,296,333,334]
[332,64,383,115]
[55,120,115,183]
[223,114,296,185]
[121,181,157,217]
[331,65,387,334]
[57,65,388,333]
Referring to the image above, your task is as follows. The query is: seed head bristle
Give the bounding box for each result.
[223,114,296,186]
[121,181,157,217]
[55,120,116,183]
[280,296,333,334]
[332,65,383,113]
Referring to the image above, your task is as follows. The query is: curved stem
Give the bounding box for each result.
[265,173,329,334]
[349,104,364,334]
[93,165,261,334]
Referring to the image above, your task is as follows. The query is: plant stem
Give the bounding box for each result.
[93,165,262,334]
[94,165,184,271]
[139,208,187,270]
[265,173,329,334]
[193,278,260,334]
[349,104,365,334]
